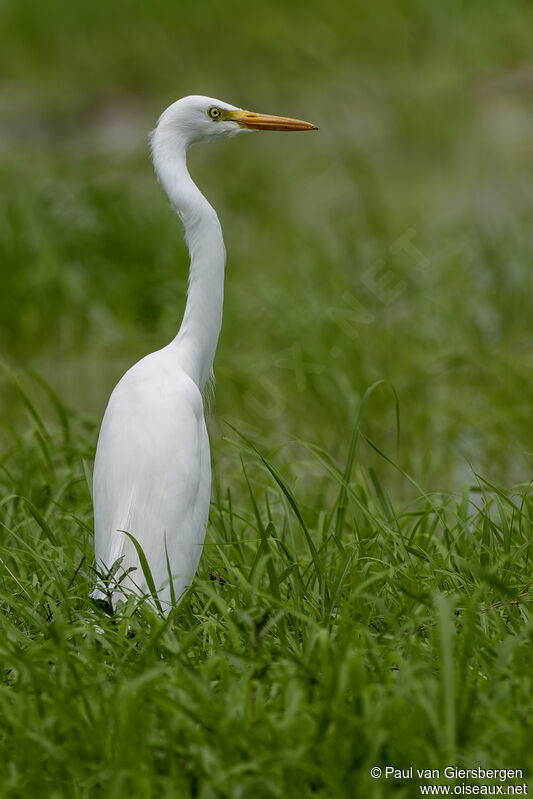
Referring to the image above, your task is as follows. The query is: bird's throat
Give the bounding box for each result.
[152,134,226,391]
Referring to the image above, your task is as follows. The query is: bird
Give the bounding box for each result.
[92,95,317,614]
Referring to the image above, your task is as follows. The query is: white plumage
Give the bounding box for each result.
[92,95,316,613]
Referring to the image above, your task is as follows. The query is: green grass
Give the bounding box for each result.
[0,378,531,797]
[1,0,533,795]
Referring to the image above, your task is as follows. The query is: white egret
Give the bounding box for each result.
[92,95,317,612]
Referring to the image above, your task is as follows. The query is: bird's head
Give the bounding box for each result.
[154,95,317,148]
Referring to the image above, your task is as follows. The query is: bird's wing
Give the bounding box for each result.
[93,350,211,608]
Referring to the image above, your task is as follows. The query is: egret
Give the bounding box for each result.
[92,95,317,612]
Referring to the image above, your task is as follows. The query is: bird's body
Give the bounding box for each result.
[92,95,316,612]
[93,350,210,607]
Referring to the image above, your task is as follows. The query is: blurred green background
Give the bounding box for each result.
[2,0,533,491]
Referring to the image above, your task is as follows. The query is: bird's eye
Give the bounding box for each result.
[207,106,222,120]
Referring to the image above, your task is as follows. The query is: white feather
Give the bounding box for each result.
[92,95,315,613]
[93,96,233,612]
[93,348,210,608]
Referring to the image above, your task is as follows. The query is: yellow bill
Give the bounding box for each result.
[227,109,318,131]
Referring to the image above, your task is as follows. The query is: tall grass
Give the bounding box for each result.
[0,374,531,796]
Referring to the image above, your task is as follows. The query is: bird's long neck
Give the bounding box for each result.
[152,130,226,391]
